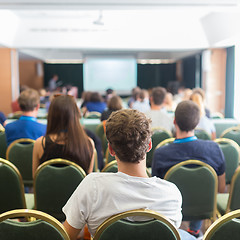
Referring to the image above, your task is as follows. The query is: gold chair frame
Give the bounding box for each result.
[93,209,180,240]
[214,138,240,163]
[155,138,175,149]
[203,209,240,240]
[0,158,27,209]
[101,160,117,172]
[6,138,35,159]
[34,158,86,209]
[164,159,218,221]
[220,126,240,139]
[0,209,70,240]
[151,127,172,137]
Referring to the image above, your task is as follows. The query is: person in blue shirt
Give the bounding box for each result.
[5,88,46,146]
[0,111,6,127]
[152,100,226,238]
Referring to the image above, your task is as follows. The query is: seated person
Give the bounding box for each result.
[83,92,106,115]
[101,95,123,121]
[32,95,95,176]
[63,109,195,240]
[190,92,216,139]
[132,89,150,113]
[5,88,46,146]
[145,87,174,132]
[152,100,226,238]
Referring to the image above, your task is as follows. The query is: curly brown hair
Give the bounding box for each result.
[106,109,152,163]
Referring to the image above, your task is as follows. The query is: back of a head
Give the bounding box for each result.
[175,101,200,132]
[90,92,103,102]
[47,95,80,134]
[152,87,167,105]
[190,93,205,117]
[18,88,40,112]
[192,88,205,100]
[108,95,122,111]
[106,109,152,163]
[139,89,149,102]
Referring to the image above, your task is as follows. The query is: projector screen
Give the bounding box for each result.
[83,56,137,95]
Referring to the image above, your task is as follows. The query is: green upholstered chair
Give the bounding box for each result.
[6,138,35,187]
[93,209,180,240]
[194,129,211,140]
[203,209,240,240]
[96,122,108,156]
[214,138,240,184]
[164,160,218,222]
[93,149,99,172]
[217,167,240,215]
[96,122,105,140]
[0,209,70,240]
[0,158,33,213]
[155,138,175,149]
[105,148,115,164]
[101,160,118,173]
[85,111,101,119]
[0,131,7,159]
[101,160,151,177]
[146,128,172,167]
[220,126,240,146]
[34,159,86,222]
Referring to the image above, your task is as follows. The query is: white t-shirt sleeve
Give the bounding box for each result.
[62,174,96,230]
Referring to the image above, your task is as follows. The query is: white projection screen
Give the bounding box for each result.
[83,56,137,95]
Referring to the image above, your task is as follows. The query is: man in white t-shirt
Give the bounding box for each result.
[62,109,195,240]
[145,87,174,132]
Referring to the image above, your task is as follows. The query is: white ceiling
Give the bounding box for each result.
[0,0,240,62]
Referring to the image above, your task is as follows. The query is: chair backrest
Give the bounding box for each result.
[93,209,180,240]
[85,111,101,119]
[101,160,151,177]
[34,159,86,222]
[225,167,240,213]
[0,131,7,159]
[214,138,240,184]
[194,129,211,140]
[96,123,108,156]
[164,160,218,221]
[146,128,172,167]
[105,148,116,164]
[101,160,118,173]
[93,149,99,172]
[220,126,240,146]
[0,209,70,240]
[6,138,35,186]
[203,209,240,240]
[155,138,175,149]
[0,158,26,214]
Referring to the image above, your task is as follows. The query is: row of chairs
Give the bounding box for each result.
[1,205,240,239]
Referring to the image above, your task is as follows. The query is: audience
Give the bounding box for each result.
[190,92,216,139]
[101,95,123,121]
[63,109,195,240]
[5,88,46,146]
[152,100,226,238]
[145,87,174,132]
[128,86,141,108]
[132,89,150,113]
[32,95,95,176]
[83,92,106,115]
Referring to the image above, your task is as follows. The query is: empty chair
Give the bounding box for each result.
[0,209,70,240]
[203,209,240,240]
[217,167,240,215]
[214,138,239,184]
[93,209,180,240]
[220,126,240,146]
[146,127,172,167]
[164,160,218,222]
[34,159,86,221]
[0,158,33,214]
[6,138,35,186]
[0,130,7,159]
